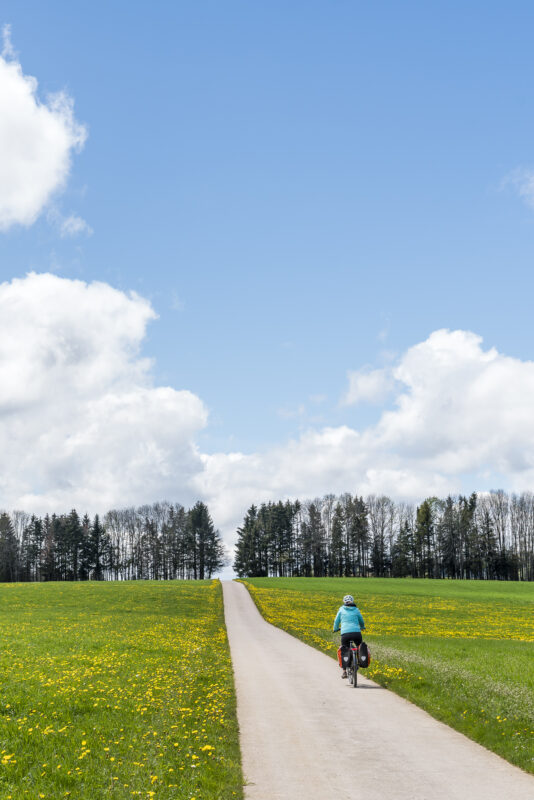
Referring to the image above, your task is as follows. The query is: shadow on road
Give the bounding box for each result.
[351,684,384,690]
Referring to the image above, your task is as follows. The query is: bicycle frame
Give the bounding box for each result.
[347,640,359,687]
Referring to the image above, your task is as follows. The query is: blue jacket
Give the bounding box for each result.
[333,604,365,635]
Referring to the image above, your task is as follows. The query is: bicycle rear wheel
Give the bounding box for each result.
[351,647,358,687]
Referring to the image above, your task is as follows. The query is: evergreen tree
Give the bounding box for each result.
[415,499,436,578]
[78,514,92,580]
[391,521,413,577]
[188,502,221,580]
[234,505,259,577]
[330,503,345,577]
[41,515,56,581]
[65,509,83,580]
[308,501,326,577]
[88,515,109,580]
[348,497,369,577]
[0,513,19,582]
[439,496,458,578]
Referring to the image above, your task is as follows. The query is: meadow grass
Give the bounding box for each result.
[243,577,534,773]
[0,580,244,800]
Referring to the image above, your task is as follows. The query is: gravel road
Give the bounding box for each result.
[222,580,534,800]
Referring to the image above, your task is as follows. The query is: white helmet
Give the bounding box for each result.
[343,594,354,605]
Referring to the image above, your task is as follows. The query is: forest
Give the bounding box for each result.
[0,501,226,582]
[234,490,534,581]
[3,489,534,583]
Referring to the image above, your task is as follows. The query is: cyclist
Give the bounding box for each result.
[333,594,365,678]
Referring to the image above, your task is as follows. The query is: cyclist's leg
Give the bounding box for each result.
[343,632,362,676]
[340,632,354,677]
[341,632,360,677]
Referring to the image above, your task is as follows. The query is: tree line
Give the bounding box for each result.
[0,501,227,582]
[234,490,534,581]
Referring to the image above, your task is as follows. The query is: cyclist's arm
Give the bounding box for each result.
[358,610,365,630]
[333,609,341,632]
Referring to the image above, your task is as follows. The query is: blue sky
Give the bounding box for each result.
[2,1,534,536]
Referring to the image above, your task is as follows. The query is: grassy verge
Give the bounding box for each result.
[242,576,534,773]
[0,580,244,799]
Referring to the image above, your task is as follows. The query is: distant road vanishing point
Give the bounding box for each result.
[222,580,534,800]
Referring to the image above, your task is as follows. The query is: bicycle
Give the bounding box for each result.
[347,640,359,688]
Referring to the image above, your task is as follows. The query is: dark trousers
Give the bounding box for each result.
[341,631,362,648]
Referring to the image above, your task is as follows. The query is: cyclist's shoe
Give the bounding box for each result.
[341,670,347,679]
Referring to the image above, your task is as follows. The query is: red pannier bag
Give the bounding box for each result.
[337,645,351,669]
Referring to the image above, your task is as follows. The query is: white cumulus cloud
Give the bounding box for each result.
[59,213,93,238]
[0,32,86,230]
[343,366,395,405]
[373,329,534,474]
[0,273,207,513]
[196,329,534,536]
[2,23,16,60]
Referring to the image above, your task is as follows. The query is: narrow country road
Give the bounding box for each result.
[222,580,534,800]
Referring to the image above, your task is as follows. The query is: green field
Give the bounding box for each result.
[0,581,243,799]
[243,577,534,773]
